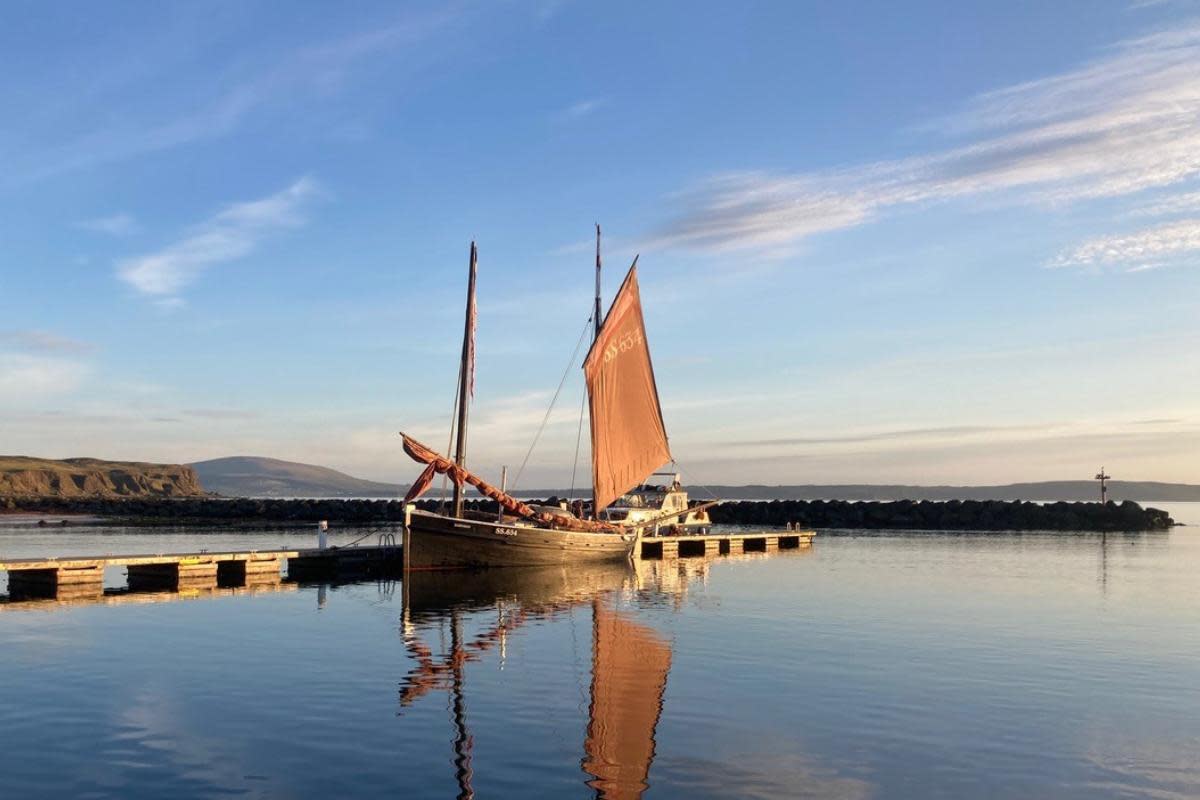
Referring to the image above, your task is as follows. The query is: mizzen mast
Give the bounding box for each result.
[452,242,478,518]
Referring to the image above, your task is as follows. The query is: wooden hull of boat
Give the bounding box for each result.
[406,510,636,570]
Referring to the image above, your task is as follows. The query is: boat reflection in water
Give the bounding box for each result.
[399,561,672,799]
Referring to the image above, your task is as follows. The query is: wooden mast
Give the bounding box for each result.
[594,224,603,340]
[591,225,602,518]
[452,242,478,518]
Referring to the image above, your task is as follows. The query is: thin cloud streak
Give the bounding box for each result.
[653,22,1200,252]
[1132,189,1200,217]
[76,213,139,236]
[0,330,94,355]
[181,408,261,421]
[116,177,319,300]
[1048,218,1200,270]
[556,98,605,121]
[0,353,89,401]
[5,10,464,186]
[725,423,1058,448]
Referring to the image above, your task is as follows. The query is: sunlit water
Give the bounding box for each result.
[1,504,1198,799]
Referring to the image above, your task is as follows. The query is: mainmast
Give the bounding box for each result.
[452,242,478,518]
[591,225,602,518]
[594,224,603,341]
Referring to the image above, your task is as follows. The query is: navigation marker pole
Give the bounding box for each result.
[1095,467,1111,504]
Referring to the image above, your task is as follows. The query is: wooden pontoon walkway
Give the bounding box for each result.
[640,529,814,558]
[0,529,812,603]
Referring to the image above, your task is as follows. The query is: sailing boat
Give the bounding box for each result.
[399,236,677,570]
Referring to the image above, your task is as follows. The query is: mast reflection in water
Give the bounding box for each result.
[398,562,673,799]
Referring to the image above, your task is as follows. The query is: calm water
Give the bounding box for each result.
[1,504,1198,799]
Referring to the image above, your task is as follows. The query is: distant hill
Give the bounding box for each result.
[190,456,401,498]
[82,452,1197,503]
[0,456,205,498]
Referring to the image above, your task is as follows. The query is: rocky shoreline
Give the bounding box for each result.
[1,496,1175,531]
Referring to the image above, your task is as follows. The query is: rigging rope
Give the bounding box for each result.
[672,461,722,503]
[510,314,593,493]
[438,360,464,514]
[568,386,588,500]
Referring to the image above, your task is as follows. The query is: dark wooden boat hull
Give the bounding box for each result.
[406,510,636,570]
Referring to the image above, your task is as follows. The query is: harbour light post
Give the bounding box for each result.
[1095,468,1111,504]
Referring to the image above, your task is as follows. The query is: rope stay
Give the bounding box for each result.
[510,313,593,493]
[568,385,588,499]
[438,360,464,514]
[672,461,721,503]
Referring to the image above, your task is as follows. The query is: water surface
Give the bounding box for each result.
[1,504,1197,798]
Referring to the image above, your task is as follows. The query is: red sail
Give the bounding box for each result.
[583,263,671,512]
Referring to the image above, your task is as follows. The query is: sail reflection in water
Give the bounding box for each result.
[583,603,671,799]
[399,563,672,799]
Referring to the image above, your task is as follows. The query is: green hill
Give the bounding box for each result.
[0,456,205,498]
[190,456,400,498]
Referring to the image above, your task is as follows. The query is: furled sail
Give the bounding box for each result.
[584,262,671,512]
[399,433,621,533]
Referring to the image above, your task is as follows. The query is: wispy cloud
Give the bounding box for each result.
[724,423,1057,449]
[7,10,463,185]
[654,23,1200,252]
[0,329,94,354]
[556,98,605,121]
[0,353,89,401]
[1048,218,1200,270]
[116,177,319,302]
[181,408,260,421]
[1132,189,1200,217]
[76,213,139,236]
[534,0,572,23]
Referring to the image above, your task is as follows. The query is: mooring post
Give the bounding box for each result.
[498,466,508,521]
[318,520,328,550]
[403,503,414,576]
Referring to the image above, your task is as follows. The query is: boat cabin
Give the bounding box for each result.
[599,472,711,534]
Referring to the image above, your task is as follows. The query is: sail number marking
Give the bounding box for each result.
[603,327,643,365]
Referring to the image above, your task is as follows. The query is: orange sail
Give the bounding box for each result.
[584,262,671,512]
[582,602,672,799]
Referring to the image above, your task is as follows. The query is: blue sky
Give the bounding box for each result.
[2,1,1198,487]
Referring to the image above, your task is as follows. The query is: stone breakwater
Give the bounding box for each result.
[1,496,1175,531]
[710,498,1174,531]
